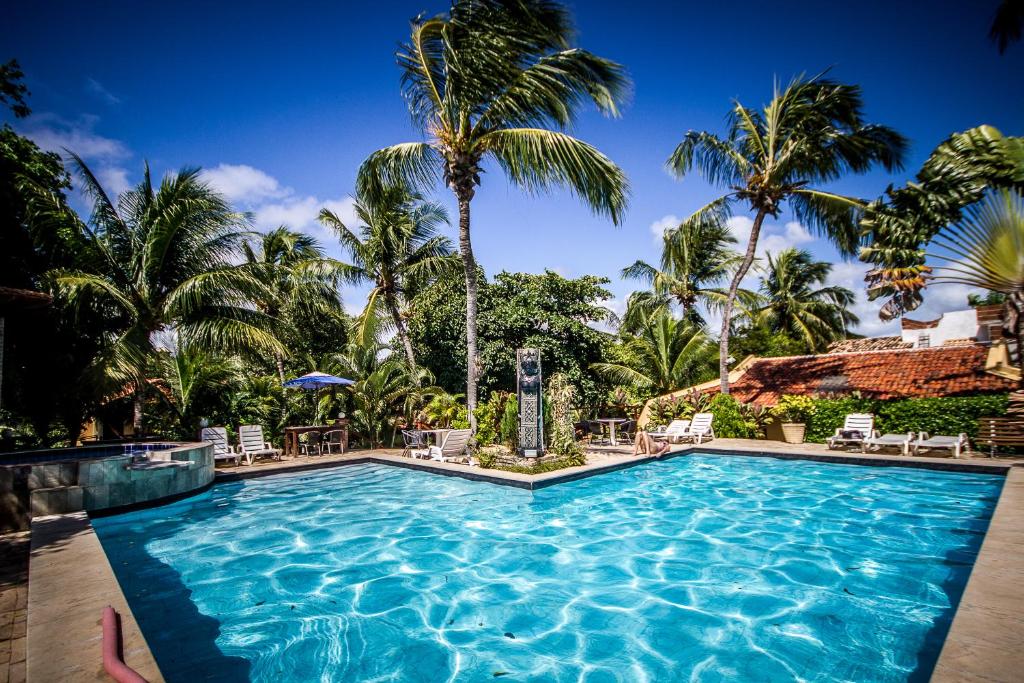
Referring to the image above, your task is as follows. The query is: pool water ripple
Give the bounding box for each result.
[93,454,1002,682]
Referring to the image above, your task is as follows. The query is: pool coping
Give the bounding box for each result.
[25,444,1024,683]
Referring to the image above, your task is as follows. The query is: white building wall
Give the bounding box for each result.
[901,309,982,348]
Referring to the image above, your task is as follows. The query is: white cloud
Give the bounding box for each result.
[200,164,287,204]
[85,78,120,105]
[728,216,814,259]
[19,113,129,161]
[649,214,679,242]
[96,166,131,196]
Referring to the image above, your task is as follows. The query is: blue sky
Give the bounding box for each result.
[4,0,1023,336]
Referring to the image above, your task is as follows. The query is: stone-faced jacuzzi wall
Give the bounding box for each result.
[0,442,213,531]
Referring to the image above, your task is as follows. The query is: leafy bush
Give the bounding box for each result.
[546,373,584,463]
[499,395,518,448]
[645,389,710,427]
[473,391,513,446]
[804,394,1008,443]
[770,395,817,423]
[708,394,759,438]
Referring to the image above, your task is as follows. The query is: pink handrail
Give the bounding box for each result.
[102,606,148,683]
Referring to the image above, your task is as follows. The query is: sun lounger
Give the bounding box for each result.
[238,425,282,465]
[650,419,691,443]
[683,413,715,444]
[412,429,472,463]
[826,414,875,450]
[200,426,240,466]
[861,432,914,456]
[913,432,968,459]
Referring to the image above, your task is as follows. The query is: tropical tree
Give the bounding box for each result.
[928,189,1024,375]
[990,0,1024,53]
[747,248,858,352]
[358,0,630,428]
[668,75,906,392]
[43,158,282,433]
[590,312,718,397]
[319,186,455,371]
[242,226,346,381]
[152,345,241,437]
[860,125,1024,319]
[621,217,741,329]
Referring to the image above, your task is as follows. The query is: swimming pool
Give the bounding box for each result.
[93,454,1003,682]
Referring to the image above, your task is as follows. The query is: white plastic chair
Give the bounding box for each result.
[684,413,715,444]
[650,419,691,444]
[238,425,282,465]
[826,414,876,450]
[913,432,968,459]
[200,426,240,466]
[862,432,914,456]
[412,429,472,462]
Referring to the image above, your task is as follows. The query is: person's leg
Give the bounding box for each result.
[633,432,646,456]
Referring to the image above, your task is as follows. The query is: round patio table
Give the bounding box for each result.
[596,418,628,446]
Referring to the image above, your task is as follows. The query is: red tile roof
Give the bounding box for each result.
[717,345,1016,406]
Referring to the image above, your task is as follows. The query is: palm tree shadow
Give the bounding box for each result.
[91,487,251,683]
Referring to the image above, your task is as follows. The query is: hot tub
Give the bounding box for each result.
[0,441,214,531]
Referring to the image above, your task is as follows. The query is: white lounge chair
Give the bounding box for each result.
[200,426,240,466]
[683,413,715,444]
[650,419,691,444]
[412,429,472,463]
[913,432,969,459]
[826,414,876,450]
[862,432,915,456]
[238,425,282,465]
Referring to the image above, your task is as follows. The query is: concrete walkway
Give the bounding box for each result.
[0,532,27,683]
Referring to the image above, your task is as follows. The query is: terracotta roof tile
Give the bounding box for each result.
[716,345,1015,407]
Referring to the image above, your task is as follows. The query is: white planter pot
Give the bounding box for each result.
[781,422,806,444]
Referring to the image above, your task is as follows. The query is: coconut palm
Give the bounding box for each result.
[621,217,741,330]
[319,186,456,372]
[748,248,858,352]
[590,312,718,397]
[667,75,906,392]
[152,345,241,436]
[48,157,282,432]
[358,0,629,428]
[990,0,1024,53]
[929,189,1024,374]
[242,226,346,381]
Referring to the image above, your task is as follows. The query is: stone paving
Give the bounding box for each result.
[0,532,28,683]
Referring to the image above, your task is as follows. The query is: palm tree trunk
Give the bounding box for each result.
[719,208,767,393]
[457,195,480,432]
[275,353,286,383]
[132,389,144,436]
[385,291,418,375]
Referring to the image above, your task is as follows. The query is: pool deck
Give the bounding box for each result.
[14,440,1024,682]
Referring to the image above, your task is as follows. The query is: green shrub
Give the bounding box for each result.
[804,394,1007,443]
[546,373,584,463]
[708,394,758,438]
[499,395,519,449]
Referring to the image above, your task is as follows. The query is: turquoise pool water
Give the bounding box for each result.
[93,455,1003,682]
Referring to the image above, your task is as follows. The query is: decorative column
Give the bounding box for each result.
[517,348,544,457]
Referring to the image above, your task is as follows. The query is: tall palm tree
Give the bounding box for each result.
[152,345,241,437]
[749,248,858,352]
[49,157,282,433]
[590,312,718,397]
[242,226,346,381]
[621,217,741,329]
[667,75,906,392]
[929,189,1024,375]
[358,0,630,428]
[319,186,456,372]
[990,0,1024,53]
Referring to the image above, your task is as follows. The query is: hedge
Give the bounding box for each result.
[804,394,1008,443]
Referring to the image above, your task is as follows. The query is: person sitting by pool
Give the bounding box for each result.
[632,431,671,457]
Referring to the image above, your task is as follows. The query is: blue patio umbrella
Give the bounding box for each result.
[283,372,354,390]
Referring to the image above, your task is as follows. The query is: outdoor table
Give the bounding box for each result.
[284,422,349,456]
[596,418,628,446]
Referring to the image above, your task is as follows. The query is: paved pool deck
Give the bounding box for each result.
[16,440,1024,682]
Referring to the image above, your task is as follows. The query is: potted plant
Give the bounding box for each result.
[770,395,816,444]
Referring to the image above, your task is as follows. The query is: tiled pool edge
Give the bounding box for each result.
[24,446,1022,683]
[27,512,164,683]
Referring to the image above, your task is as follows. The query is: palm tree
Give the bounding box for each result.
[242,226,346,382]
[591,312,718,397]
[621,217,741,329]
[749,248,858,352]
[49,157,282,433]
[319,186,456,372]
[153,345,240,436]
[929,189,1024,375]
[667,75,906,392]
[358,0,630,428]
[990,0,1024,53]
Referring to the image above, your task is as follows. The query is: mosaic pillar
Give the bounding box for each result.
[517,348,544,457]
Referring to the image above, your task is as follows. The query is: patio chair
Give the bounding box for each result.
[650,420,691,444]
[826,414,876,450]
[620,419,637,441]
[238,425,282,465]
[322,429,345,455]
[913,432,968,459]
[412,428,472,463]
[299,431,322,456]
[587,421,606,444]
[862,432,915,456]
[200,426,240,466]
[402,429,426,457]
[683,413,715,444]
